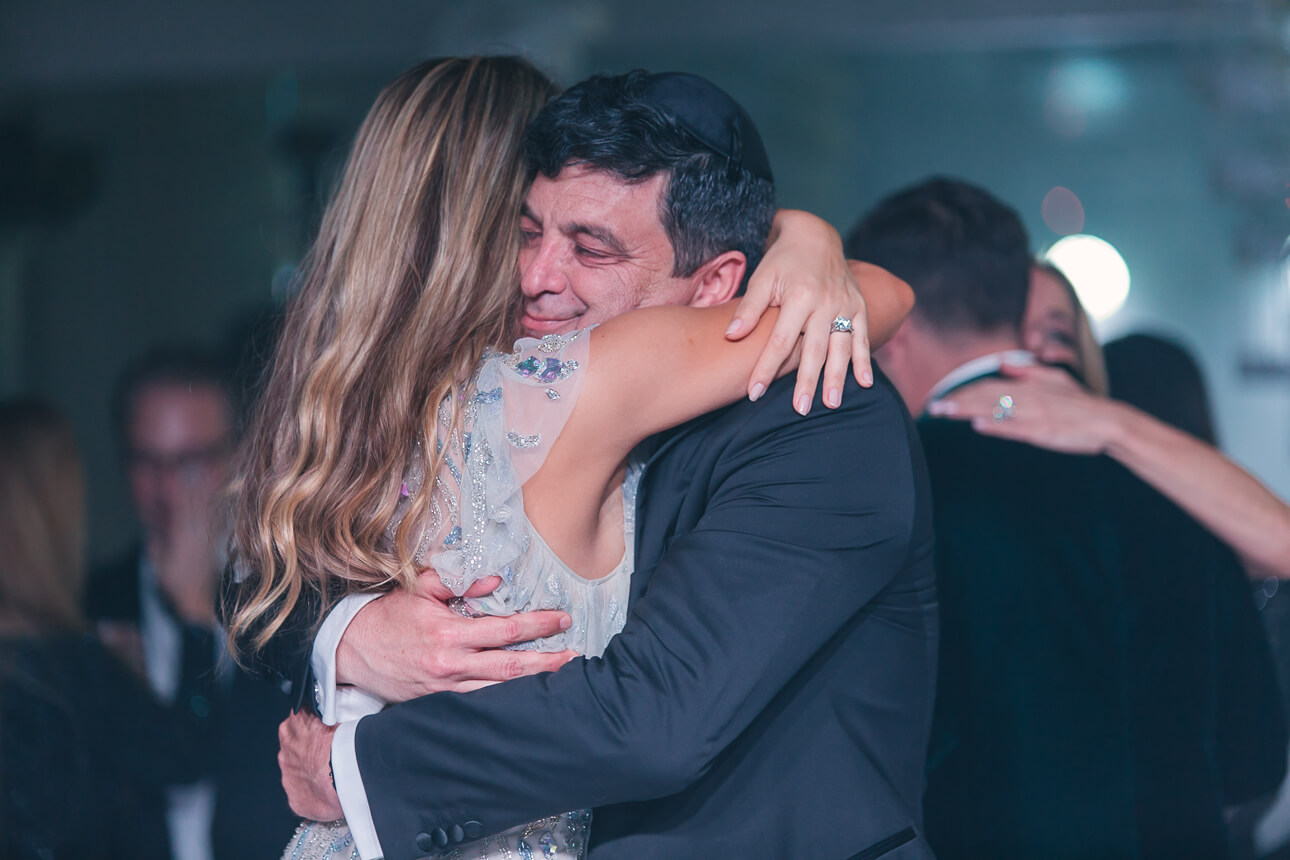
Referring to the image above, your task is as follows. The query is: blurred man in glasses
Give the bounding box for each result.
[90,347,294,860]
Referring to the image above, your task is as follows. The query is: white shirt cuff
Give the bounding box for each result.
[333,719,384,860]
[311,594,381,725]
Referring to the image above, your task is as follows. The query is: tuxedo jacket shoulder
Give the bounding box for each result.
[353,370,938,860]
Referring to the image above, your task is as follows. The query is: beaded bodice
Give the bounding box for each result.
[384,328,635,658]
[290,330,628,860]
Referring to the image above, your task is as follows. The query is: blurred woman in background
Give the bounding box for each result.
[0,398,208,859]
[1022,261,1107,395]
[1102,333,1217,444]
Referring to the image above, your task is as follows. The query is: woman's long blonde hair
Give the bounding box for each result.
[0,400,87,636]
[227,56,556,657]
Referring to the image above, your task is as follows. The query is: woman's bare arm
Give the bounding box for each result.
[1103,401,1290,579]
[524,266,911,579]
[930,363,1290,579]
[580,261,910,460]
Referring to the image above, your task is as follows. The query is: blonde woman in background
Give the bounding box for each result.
[0,399,208,859]
[1022,261,1107,394]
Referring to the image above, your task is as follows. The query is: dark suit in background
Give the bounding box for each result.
[0,634,205,860]
[85,546,297,860]
[349,371,937,860]
[919,413,1287,860]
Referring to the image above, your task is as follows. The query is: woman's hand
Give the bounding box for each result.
[927,362,1123,455]
[729,210,873,414]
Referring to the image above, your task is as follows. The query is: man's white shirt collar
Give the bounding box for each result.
[924,349,1036,410]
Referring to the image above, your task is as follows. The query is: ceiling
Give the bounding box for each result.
[0,0,1276,89]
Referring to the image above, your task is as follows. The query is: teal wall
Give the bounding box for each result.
[7,42,1288,559]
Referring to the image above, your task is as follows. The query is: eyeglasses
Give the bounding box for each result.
[126,441,232,477]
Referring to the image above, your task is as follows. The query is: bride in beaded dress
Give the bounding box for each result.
[225,57,912,860]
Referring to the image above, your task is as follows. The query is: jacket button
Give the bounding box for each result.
[432,827,449,847]
[449,824,465,843]
[463,820,483,840]
[415,832,435,852]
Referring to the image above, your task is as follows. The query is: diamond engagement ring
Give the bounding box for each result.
[992,394,1016,422]
[830,315,854,334]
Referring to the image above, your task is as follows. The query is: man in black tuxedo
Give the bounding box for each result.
[273,72,938,860]
[846,177,1287,859]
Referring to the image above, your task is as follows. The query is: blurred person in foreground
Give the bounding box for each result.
[89,349,295,859]
[231,58,932,860]
[847,176,1286,859]
[0,398,208,859]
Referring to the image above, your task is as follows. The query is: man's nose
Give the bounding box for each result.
[519,240,567,298]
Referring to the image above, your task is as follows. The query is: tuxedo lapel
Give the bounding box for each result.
[629,407,732,606]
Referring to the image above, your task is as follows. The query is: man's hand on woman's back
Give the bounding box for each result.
[335,571,578,703]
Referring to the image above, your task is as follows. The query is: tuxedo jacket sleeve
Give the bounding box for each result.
[350,375,922,860]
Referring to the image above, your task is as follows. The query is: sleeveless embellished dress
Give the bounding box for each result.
[283,330,637,860]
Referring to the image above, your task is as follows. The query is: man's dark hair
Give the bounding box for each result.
[110,347,236,455]
[524,71,776,283]
[844,177,1031,336]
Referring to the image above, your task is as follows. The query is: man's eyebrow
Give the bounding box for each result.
[519,203,540,225]
[568,222,628,256]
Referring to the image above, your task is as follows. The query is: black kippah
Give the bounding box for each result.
[638,72,774,183]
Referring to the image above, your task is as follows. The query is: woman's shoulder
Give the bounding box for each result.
[470,329,594,452]
[481,329,593,387]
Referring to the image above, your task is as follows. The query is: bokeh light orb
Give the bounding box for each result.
[1044,234,1130,320]
[1041,186,1085,236]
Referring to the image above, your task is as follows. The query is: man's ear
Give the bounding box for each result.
[687,250,746,308]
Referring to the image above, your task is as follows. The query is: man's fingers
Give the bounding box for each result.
[462,575,503,598]
[455,609,571,649]
[277,711,342,820]
[413,568,452,600]
[459,648,579,684]
[414,570,502,601]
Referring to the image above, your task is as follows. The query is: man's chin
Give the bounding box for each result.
[521,314,582,337]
